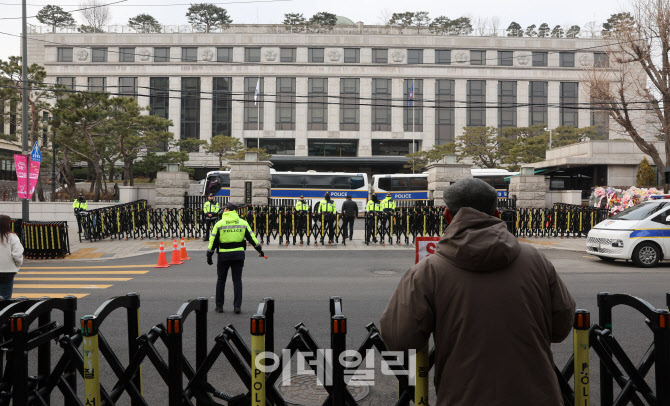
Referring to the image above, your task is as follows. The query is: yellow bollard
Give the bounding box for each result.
[574,310,590,406]
[81,315,101,406]
[250,315,266,406]
[415,344,429,405]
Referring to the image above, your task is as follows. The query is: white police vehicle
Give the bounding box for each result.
[586,195,670,267]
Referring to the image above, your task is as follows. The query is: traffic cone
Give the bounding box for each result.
[169,240,183,265]
[155,242,170,268]
[179,237,191,260]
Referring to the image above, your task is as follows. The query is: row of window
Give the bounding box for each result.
[55,46,609,67]
[246,139,419,157]
[55,76,607,146]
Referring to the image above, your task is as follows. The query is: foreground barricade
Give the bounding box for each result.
[0,292,668,405]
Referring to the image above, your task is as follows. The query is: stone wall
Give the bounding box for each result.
[154,171,190,209]
[229,160,272,205]
[0,201,112,224]
[426,162,472,206]
[509,175,548,208]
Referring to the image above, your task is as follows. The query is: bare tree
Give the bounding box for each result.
[377,8,391,25]
[80,0,110,33]
[584,20,599,37]
[489,16,501,36]
[585,0,670,186]
[474,16,489,36]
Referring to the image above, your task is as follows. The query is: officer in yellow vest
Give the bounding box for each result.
[203,193,220,241]
[73,193,88,234]
[207,202,264,314]
[380,195,397,244]
[317,192,337,244]
[294,195,310,245]
[366,193,382,243]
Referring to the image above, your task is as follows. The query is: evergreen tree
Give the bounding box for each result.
[636,157,657,187]
[186,3,232,33]
[506,21,522,37]
[538,23,550,37]
[36,5,75,32]
[128,14,162,33]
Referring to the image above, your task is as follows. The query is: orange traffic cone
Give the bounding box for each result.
[169,240,183,265]
[155,242,170,268]
[179,237,191,260]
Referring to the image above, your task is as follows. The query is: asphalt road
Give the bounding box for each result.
[19,248,670,405]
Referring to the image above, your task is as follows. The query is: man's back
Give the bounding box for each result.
[342,199,357,218]
[380,208,575,406]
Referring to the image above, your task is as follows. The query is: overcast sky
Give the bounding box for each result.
[0,0,631,61]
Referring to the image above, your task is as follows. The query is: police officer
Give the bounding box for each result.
[207,202,264,314]
[202,193,220,241]
[294,195,310,245]
[365,193,382,243]
[317,192,337,244]
[73,193,88,234]
[380,194,397,244]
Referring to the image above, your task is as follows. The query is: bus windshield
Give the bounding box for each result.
[204,173,230,195]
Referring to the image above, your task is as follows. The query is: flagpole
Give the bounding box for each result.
[257,76,260,149]
[412,78,415,174]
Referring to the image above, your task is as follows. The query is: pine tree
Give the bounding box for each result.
[636,157,657,187]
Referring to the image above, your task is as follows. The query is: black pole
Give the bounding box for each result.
[597,292,613,406]
[167,315,183,406]
[21,0,29,220]
[51,122,56,201]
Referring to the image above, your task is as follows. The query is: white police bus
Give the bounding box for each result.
[202,170,369,212]
[371,169,518,201]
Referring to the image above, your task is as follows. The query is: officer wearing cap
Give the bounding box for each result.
[203,193,220,241]
[317,192,337,244]
[73,193,88,234]
[294,195,310,245]
[207,202,264,314]
[366,193,382,243]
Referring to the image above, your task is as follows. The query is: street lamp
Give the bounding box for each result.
[544,127,553,149]
[47,115,57,201]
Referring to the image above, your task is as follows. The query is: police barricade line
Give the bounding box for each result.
[1,293,670,405]
[15,221,70,260]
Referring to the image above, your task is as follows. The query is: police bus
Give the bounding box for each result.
[202,170,369,212]
[371,168,518,201]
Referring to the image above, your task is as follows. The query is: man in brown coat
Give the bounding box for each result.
[380,178,575,406]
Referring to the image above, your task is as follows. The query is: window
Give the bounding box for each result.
[591,89,609,139]
[498,81,517,128]
[119,47,135,62]
[154,47,170,62]
[594,52,609,68]
[212,77,232,137]
[340,78,360,130]
[404,79,423,131]
[91,48,108,62]
[560,82,579,127]
[150,77,170,151]
[560,52,575,67]
[57,47,73,62]
[308,78,327,130]
[245,47,261,62]
[88,77,106,92]
[498,51,513,66]
[435,50,451,64]
[407,49,423,64]
[470,50,486,65]
[244,77,263,130]
[280,48,296,62]
[466,80,486,126]
[246,139,295,155]
[532,52,548,67]
[372,48,388,63]
[378,176,428,191]
[435,79,455,145]
[180,77,201,145]
[344,48,360,63]
[217,47,232,62]
[181,47,197,62]
[0,150,17,182]
[56,77,75,90]
[308,140,358,157]
[119,77,137,99]
[529,81,548,126]
[372,78,392,131]
[276,77,296,130]
[308,48,324,63]
[372,141,420,156]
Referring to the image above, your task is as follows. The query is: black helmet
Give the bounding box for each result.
[208,193,214,198]
[325,192,331,198]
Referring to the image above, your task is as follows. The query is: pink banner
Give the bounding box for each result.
[14,154,28,199]
[28,159,40,199]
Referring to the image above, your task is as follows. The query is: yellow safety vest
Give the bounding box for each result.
[208,211,259,253]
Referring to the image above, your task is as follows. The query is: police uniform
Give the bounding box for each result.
[207,205,263,313]
[294,198,310,244]
[380,196,397,242]
[366,197,382,243]
[317,195,337,243]
[203,198,220,240]
[73,196,88,233]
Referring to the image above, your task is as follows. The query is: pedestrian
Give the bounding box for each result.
[207,202,264,314]
[294,195,310,245]
[365,193,382,243]
[203,193,220,241]
[0,215,24,300]
[73,192,88,234]
[317,192,337,244]
[341,195,358,241]
[380,178,575,406]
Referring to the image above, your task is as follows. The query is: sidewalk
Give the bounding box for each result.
[53,229,588,261]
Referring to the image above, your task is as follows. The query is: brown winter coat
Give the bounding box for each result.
[380,207,575,406]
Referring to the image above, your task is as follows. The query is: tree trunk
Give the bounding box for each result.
[123,159,132,187]
[130,161,134,186]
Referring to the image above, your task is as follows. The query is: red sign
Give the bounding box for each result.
[14,154,28,199]
[28,159,41,199]
[415,237,441,264]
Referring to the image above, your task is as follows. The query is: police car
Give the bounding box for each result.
[586,195,670,267]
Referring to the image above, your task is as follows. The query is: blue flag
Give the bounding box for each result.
[408,82,414,107]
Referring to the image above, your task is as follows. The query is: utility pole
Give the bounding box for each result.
[21,0,29,221]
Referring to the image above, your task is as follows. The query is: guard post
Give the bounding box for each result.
[167,315,183,406]
[574,310,590,406]
[81,315,101,406]
[330,296,347,406]
[251,314,266,406]
[414,344,429,405]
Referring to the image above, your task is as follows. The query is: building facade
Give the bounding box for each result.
[22,23,635,179]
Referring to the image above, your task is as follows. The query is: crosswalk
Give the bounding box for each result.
[13,266,152,299]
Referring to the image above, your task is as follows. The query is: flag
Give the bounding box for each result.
[254,78,260,105]
[408,82,414,107]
